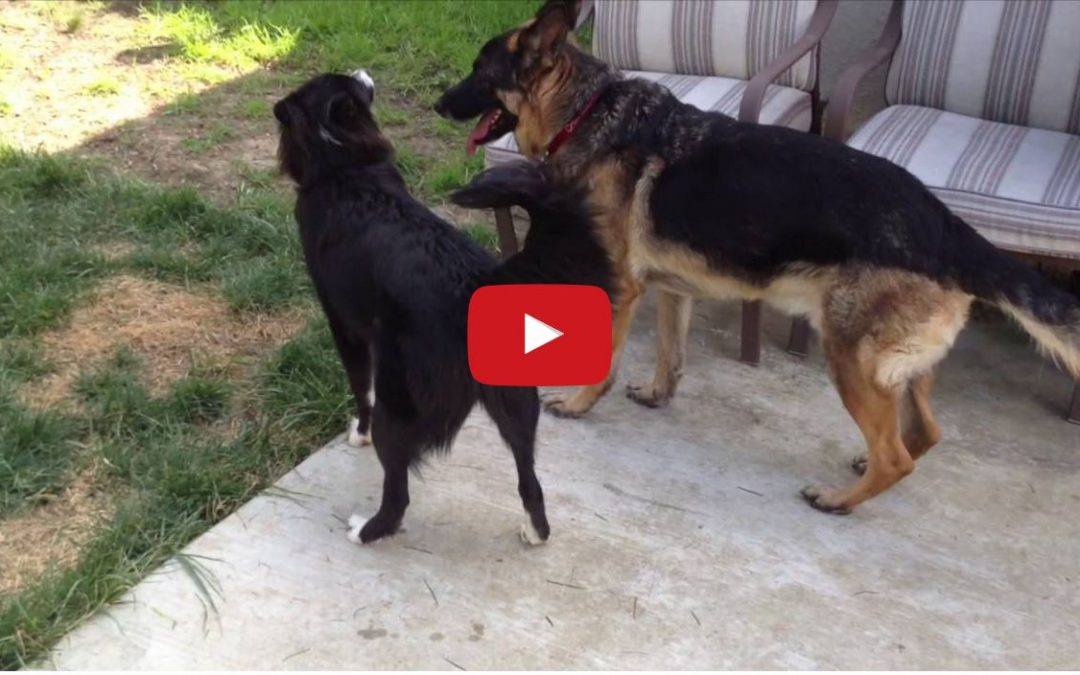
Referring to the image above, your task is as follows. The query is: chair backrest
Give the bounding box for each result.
[591,0,820,90]
[886,0,1080,134]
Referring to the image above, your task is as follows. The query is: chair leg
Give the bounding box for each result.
[740,300,762,366]
[787,318,812,357]
[494,207,518,260]
[1069,381,1080,425]
[809,86,823,135]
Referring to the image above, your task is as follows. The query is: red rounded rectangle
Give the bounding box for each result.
[468,284,612,386]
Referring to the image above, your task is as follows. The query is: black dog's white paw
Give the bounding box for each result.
[519,520,548,546]
[347,514,368,544]
[347,417,371,447]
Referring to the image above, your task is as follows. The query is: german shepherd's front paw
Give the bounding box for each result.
[541,390,590,418]
[800,486,852,515]
[625,381,672,409]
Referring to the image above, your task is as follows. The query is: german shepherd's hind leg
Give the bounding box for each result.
[851,371,941,475]
[349,403,412,544]
[543,283,643,418]
[627,291,692,408]
[481,385,549,545]
[802,350,913,514]
[901,371,941,459]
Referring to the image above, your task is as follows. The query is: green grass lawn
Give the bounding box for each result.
[0,0,538,666]
[0,146,349,667]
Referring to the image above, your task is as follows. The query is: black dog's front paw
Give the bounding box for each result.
[519,517,550,545]
[347,512,402,544]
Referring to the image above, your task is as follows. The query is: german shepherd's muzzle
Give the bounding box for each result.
[434,42,517,155]
[434,2,580,156]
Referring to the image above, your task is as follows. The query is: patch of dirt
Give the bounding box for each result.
[85,106,289,203]
[0,2,291,203]
[1,3,193,152]
[19,275,308,410]
[90,240,136,261]
[0,470,112,596]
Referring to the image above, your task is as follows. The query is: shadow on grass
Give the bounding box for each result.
[75,0,536,203]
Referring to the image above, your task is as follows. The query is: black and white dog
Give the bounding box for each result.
[274,71,610,545]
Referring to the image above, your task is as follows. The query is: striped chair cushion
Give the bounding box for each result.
[848,105,1080,259]
[886,0,1080,134]
[484,71,812,168]
[593,0,818,90]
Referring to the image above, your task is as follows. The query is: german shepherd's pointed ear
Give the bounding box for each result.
[450,161,548,210]
[521,0,578,57]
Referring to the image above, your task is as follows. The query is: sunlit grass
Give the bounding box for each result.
[138,0,532,99]
[83,76,120,97]
[139,5,300,71]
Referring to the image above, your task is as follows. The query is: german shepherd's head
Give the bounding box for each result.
[434,0,582,158]
[274,70,392,186]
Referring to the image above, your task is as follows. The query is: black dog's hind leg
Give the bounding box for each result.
[324,310,373,446]
[482,385,549,545]
[342,340,373,446]
[350,401,412,544]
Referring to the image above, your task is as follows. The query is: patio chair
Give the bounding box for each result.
[817,0,1080,423]
[484,0,839,366]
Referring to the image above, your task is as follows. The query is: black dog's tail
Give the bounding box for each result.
[952,214,1080,378]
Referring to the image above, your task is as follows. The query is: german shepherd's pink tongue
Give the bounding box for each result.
[467,109,501,156]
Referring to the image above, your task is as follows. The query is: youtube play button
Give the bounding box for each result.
[524,314,562,354]
[468,284,611,386]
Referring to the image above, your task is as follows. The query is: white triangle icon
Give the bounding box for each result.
[524,313,563,354]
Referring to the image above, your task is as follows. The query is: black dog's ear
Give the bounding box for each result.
[522,0,576,55]
[451,161,548,210]
[326,92,358,126]
[273,98,299,127]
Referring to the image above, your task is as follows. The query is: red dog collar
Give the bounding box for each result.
[544,91,602,159]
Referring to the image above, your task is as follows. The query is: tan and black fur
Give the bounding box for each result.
[436,0,1080,514]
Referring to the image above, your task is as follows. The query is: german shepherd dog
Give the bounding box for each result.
[436,1,1080,515]
[275,71,610,544]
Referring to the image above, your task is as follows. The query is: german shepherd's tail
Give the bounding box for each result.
[953,214,1080,378]
[450,161,557,214]
[450,161,613,295]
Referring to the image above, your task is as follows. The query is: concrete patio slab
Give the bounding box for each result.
[44,298,1080,669]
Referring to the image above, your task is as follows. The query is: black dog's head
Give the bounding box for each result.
[434,0,579,156]
[274,70,392,185]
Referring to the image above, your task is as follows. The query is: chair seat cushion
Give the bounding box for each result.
[485,71,813,168]
[848,105,1080,259]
